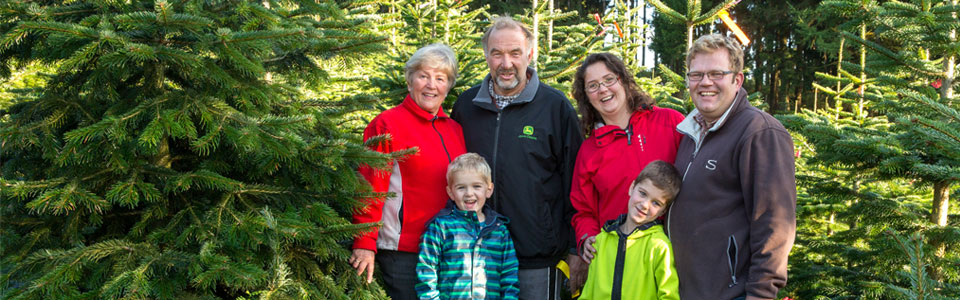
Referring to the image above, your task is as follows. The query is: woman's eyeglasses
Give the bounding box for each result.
[586,75,620,93]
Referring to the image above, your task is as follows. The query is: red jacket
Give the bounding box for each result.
[570,107,684,252]
[353,95,466,253]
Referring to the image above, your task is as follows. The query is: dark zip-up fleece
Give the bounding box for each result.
[451,67,583,269]
[666,87,796,299]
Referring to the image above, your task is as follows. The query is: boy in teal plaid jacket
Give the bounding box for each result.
[416,153,519,300]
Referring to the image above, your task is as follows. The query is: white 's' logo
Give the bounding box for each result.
[705,160,717,170]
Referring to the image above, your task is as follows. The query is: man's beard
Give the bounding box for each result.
[494,67,520,91]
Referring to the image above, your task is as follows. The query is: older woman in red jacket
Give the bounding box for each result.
[349,43,466,300]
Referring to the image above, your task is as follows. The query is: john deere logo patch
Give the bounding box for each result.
[520,125,537,140]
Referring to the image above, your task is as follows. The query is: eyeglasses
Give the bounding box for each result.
[686,70,734,82]
[586,75,619,93]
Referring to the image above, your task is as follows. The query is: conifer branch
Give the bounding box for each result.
[693,0,739,25]
[840,31,942,77]
[326,36,390,52]
[645,0,686,23]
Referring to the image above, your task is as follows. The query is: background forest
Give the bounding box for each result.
[0,0,957,299]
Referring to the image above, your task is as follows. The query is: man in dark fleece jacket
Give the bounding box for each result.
[451,16,584,300]
[666,34,796,300]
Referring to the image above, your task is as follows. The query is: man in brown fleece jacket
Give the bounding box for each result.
[666,34,797,300]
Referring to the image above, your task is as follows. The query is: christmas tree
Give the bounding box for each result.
[781,0,960,298]
[0,0,395,298]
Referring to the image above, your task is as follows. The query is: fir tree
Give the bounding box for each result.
[0,1,394,298]
[646,0,738,56]
[781,0,960,298]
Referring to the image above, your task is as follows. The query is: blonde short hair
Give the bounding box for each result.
[446,153,492,184]
[481,16,534,53]
[685,34,744,74]
[405,43,458,90]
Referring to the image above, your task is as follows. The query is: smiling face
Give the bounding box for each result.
[584,62,630,125]
[407,66,451,115]
[687,49,744,122]
[623,179,669,230]
[446,170,493,218]
[485,27,533,96]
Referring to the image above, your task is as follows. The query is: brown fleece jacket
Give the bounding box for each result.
[666,88,797,300]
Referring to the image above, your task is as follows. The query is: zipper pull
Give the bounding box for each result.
[626,126,632,145]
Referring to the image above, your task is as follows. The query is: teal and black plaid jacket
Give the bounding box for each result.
[416,204,519,299]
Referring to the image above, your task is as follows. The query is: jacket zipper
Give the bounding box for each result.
[727,235,739,287]
[491,111,502,211]
[431,116,452,162]
[668,127,704,237]
[611,229,629,300]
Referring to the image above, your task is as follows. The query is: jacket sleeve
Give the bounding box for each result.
[560,101,585,251]
[739,126,797,298]
[653,237,680,300]
[569,147,600,253]
[416,220,444,300]
[669,110,685,148]
[352,117,393,251]
[500,228,520,300]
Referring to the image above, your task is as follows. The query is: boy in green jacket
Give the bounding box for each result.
[579,160,681,300]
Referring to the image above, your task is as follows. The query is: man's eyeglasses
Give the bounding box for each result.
[586,75,620,93]
[686,70,734,82]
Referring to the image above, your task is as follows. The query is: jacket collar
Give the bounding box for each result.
[676,87,748,140]
[401,94,449,121]
[471,67,541,111]
[592,109,650,147]
[437,200,510,225]
[602,214,661,236]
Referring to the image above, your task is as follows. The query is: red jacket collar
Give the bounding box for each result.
[592,109,650,146]
[401,94,449,121]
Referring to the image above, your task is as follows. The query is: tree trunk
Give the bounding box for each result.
[814,88,818,111]
[858,23,866,120]
[769,69,780,113]
[443,1,449,44]
[850,179,861,229]
[642,1,648,67]
[827,211,835,236]
[532,0,539,69]
[795,91,801,113]
[931,180,951,282]
[947,0,957,106]
[931,181,951,226]
[390,0,397,51]
[686,22,693,58]
[835,37,845,119]
[431,0,437,39]
[547,0,554,54]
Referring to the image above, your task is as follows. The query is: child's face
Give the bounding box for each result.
[446,170,493,214]
[626,179,669,227]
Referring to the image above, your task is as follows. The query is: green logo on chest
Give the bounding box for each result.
[520,125,537,140]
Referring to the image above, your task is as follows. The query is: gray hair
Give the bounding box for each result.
[405,43,458,90]
[686,34,744,74]
[481,16,534,53]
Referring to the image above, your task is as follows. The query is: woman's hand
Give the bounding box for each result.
[580,235,598,264]
[349,248,376,284]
